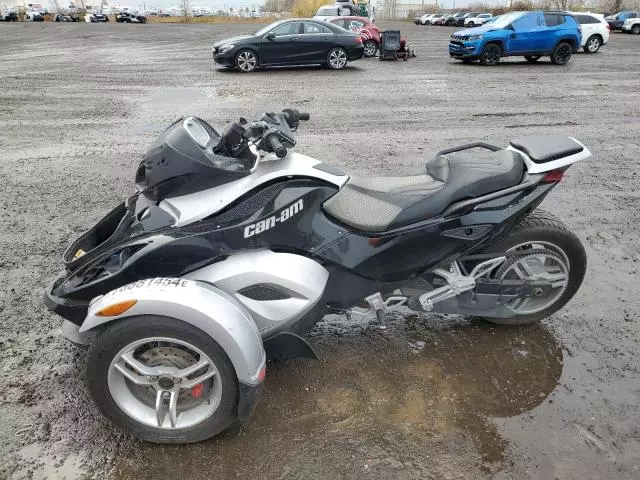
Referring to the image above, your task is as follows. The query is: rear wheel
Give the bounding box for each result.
[584,35,602,53]
[479,43,501,66]
[524,55,541,63]
[480,210,587,325]
[550,42,572,65]
[363,40,378,57]
[327,47,348,69]
[235,49,257,72]
[86,316,239,443]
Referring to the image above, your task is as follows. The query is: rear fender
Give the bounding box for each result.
[80,278,266,385]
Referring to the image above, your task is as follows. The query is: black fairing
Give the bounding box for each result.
[48,176,557,326]
[135,117,255,201]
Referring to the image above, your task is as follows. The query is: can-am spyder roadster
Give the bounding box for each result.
[45,109,589,443]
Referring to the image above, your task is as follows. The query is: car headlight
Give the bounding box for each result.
[623,19,631,25]
[468,34,483,41]
[218,44,235,54]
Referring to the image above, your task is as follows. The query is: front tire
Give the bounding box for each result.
[550,41,572,65]
[327,47,348,70]
[86,315,239,443]
[480,210,587,326]
[584,35,602,53]
[480,43,501,66]
[363,40,377,57]
[632,24,640,35]
[235,49,258,72]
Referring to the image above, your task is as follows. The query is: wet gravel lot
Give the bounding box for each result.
[1,21,640,479]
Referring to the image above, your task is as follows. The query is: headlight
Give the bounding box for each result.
[468,34,483,41]
[218,44,235,54]
[623,19,631,25]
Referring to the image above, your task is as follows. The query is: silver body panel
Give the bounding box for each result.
[185,249,329,337]
[159,151,349,227]
[81,278,266,385]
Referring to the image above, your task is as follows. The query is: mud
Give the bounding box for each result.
[1,22,639,480]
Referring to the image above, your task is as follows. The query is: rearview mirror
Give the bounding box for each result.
[266,32,275,40]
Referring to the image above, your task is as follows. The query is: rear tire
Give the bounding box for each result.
[327,47,348,69]
[550,41,572,65]
[480,210,587,325]
[584,35,602,53]
[479,43,501,66]
[524,55,541,63]
[86,315,239,443]
[363,40,378,57]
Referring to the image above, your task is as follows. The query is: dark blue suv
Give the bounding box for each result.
[449,11,581,66]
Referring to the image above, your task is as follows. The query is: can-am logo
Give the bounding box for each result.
[243,198,304,238]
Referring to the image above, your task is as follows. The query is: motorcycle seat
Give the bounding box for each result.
[323,149,523,232]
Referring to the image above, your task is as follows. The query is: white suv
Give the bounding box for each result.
[570,12,610,53]
[622,17,640,34]
[464,13,492,27]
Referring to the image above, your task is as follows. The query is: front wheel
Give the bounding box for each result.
[550,42,572,65]
[235,49,257,72]
[86,316,239,443]
[363,40,378,57]
[632,24,640,35]
[584,35,602,53]
[479,43,501,66]
[480,210,587,325]
[524,55,541,63]
[327,47,348,70]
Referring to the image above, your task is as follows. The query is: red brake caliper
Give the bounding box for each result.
[191,383,204,398]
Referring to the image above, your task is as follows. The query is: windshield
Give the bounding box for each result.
[486,11,524,28]
[254,21,283,36]
[317,7,339,16]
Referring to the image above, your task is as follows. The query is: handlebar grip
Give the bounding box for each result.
[299,112,310,121]
[267,134,287,159]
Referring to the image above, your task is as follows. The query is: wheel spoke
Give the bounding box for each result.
[168,391,178,428]
[113,363,153,385]
[175,359,209,379]
[121,351,161,376]
[181,369,216,389]
[155,390,168,427]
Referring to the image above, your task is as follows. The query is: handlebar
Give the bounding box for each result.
[266,134,287,159]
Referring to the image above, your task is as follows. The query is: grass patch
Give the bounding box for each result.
[145,15,279,24]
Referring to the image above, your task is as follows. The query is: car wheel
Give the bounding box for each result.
[584,35,601,53]
[632,24,640,35]
[550,42,572,65]
[524,55,541,63]
[327,47,348,70]
[468,22,475,27]
[86,315,240,443]
[235,49,258,73]
[479,43,501,66]
[363,40,377,57]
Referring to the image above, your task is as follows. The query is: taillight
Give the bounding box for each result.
[542,170,564,182]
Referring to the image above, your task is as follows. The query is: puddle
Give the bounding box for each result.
[114,319,562,479]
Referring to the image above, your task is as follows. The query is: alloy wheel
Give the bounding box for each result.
[363,40,377,57]
[107,337,222,429]
[328,48,347,69]
[632,25,640,34]
[554,44,571,64]
[236,51,257,72]
[587,36,601,53]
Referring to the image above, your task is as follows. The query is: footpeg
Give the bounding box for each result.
[345,293,408,328]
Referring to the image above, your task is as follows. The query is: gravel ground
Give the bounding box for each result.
[1,21,639,480]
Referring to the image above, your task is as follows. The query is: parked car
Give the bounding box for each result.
[414,13,433,25]
[449,11,581,66]
[314,5,348,21]
[328,16,380,57]
[428,13,445,25]
[446,13,467,26]
[212,19,364,72]
[605,11,638,30]
[116,12,146,23]
[459,12,481,26]
[570,12,609,52]
[0,9,18,21]
[439,14,455,25]
[25,11,45,21]
[622,16,640,34]
[465,13,492,27]
[85,13,109,22]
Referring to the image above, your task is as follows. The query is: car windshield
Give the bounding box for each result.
[254,21,283,36]
[486,11,524,28]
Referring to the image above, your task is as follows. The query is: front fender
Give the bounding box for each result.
[81,278,265,385]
